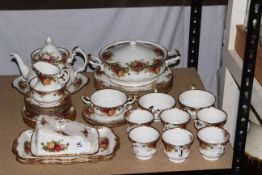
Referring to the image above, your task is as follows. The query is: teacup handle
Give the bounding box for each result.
[149,106,161,121]
[68,46,88,79]
[123,96,136,109]
[57,68,70,85]
[218,145,225,154]
[88,55,104,72]
[82,96,92,106]
[194,119,206,130]
[165,50,181,67]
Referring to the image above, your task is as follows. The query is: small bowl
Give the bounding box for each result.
[128,126,160,160]
[124,108,154,132]
[82,89,135,117]
[197,126,230,161]
[195,107,227,130]
[178,89,216,119]
[162,128,194,163]
[138,92,176,121]
[160,108,191,131]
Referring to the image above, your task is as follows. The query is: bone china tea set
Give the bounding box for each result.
[11,38,230,164]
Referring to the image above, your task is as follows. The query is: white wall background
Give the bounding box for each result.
[0,6,226,96]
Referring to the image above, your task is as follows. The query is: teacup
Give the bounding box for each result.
[82,89,136,117]
[178,89,216,119]
[195,107,227,130]
[128,126,160,160]
[160,108,191,131]
[197,126,230,161]
[124,108,154,132]
[138,92,176,121]
[162,128,194,163]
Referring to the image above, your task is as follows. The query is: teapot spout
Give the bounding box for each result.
[10,53,30,80]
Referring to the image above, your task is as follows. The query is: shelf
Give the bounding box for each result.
[0,68,233,175]
[221,48,262,119]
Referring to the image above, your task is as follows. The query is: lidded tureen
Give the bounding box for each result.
[89,40,180,86]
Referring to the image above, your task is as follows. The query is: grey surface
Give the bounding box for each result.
[0,6,226,96]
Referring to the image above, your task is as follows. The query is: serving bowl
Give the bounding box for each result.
[89,40,180,86]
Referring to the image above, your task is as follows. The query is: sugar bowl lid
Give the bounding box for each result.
[36,37,63,63]
[100,40,166,67]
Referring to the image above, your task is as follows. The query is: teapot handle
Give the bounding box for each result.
[57,68,70,85]
[88,55,104,72]
[68,46,88,78]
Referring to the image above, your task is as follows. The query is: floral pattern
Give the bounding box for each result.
[110,63,129,77]
[128,60,148,73]
[35,51,66,65]
[99,137,109,151]
[99,107,116,116]
[41,141,69,152]
[38,73,55,86]
[24,141,32,155]
[73,77,83,88]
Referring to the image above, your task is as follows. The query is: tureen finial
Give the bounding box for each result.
[46,37,52,44]
[130,41,136,48]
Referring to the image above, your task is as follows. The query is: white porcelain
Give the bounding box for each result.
[128,126,160,160]
[82,104,132,127]
[89,40,180,86]
[197,126,230,161]
[195,107,227,130]
[124,108,154,132]
[11,37,88,87]
[15,126,118,162]
[138,92,176,121]
[178,90,216,118]
[160,108,190,130]
[82,89,136,117]
[12,73,88,95]
[30,115,99,156]
[162,128,194,163]
[31,61,70,91]
[93,67,173,96]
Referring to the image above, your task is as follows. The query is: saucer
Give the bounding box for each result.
[12,73,89,95]
[82,104,132,128]
[94,68,173,96]
[22,106,76,128]
[13,127,119,164]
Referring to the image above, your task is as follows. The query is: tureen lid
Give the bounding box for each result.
[36,37,63,63]
[100,40,166,67]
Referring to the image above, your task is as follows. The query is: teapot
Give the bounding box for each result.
[11,37,88,87]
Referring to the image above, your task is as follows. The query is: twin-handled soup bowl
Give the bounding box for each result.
[178,89,216,119]
[160,108,191,131]
[162,128,194,163]
[88,40,180,86]
[197,126,230,161]
[138,92,176,121]
[82,89,136,117]
[195,107,227,130]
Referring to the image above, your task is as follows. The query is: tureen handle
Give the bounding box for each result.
[165,49,181,66]
[88,55,104,72]
[68,46,88,78]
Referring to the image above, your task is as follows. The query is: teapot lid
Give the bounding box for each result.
[36,37,63,63]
